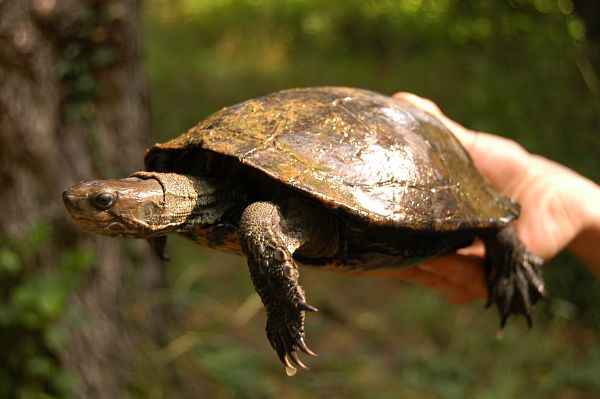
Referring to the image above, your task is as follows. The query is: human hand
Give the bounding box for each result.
[367,92,600,305]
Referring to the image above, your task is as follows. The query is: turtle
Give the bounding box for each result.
[63,86,545,373]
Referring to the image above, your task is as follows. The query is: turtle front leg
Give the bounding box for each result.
[239,200,337,371]
[482,225,546,327]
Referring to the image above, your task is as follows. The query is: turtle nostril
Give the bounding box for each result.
[63,190,79,209]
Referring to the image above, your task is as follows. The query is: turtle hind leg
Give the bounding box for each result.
[482,225,546,328]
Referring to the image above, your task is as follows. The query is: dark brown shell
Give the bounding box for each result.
[145,87,518,231]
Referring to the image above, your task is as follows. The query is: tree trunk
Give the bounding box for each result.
[0,0,165,397]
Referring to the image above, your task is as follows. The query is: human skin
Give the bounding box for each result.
[365,92,600,305]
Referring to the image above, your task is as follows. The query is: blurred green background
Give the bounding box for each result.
[137,0,600,398]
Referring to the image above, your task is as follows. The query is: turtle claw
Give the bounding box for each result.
[288,351,309,370]
[491,268,541,328]
[484,227,545,328]
[297,301,318,312]
[266,298,318,373]
[276,344,312,373]
[296,337,318,357]
[280,352,295,369]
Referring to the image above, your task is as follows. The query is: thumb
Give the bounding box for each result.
[392,92,478,150]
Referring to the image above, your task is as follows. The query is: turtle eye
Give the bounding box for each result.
[91,192,116,210]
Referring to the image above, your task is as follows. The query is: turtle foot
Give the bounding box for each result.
[266,299,318,372]
[483,226,546,328]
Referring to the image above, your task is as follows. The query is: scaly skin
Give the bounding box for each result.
[239,200,338,370]
[482,226,545,327]
[63,174,339,371]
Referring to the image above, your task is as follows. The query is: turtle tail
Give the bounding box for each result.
[482,225,546,328]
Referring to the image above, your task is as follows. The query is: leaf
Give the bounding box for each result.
[60,248,95,274]
[21,221,52,255]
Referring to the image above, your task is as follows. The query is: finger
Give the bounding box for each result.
[418,255,487,300]
[362,267,421,280]
[362,254,486,298]
[404,268,483,305]
[392,92,517,158]
[393,92,532,197]
[376,264,482,305]
[362,266,444,289]
[455,239,485,258]
[393,92,478,149]
[393,92,442,115]
[420,254,484,281]
[392,271,481,305]
[352,250,487,305]
[393,93,478,157]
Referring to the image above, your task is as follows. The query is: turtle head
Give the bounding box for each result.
[64,171,235,242]
[63,175,172,238]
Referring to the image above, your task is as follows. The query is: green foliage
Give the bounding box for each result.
[145,0,599,182]
[55,5,118,122]
[141,0,600,397]
[0,223,94,398]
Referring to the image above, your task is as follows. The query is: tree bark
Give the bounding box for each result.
[0,0,165,397]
